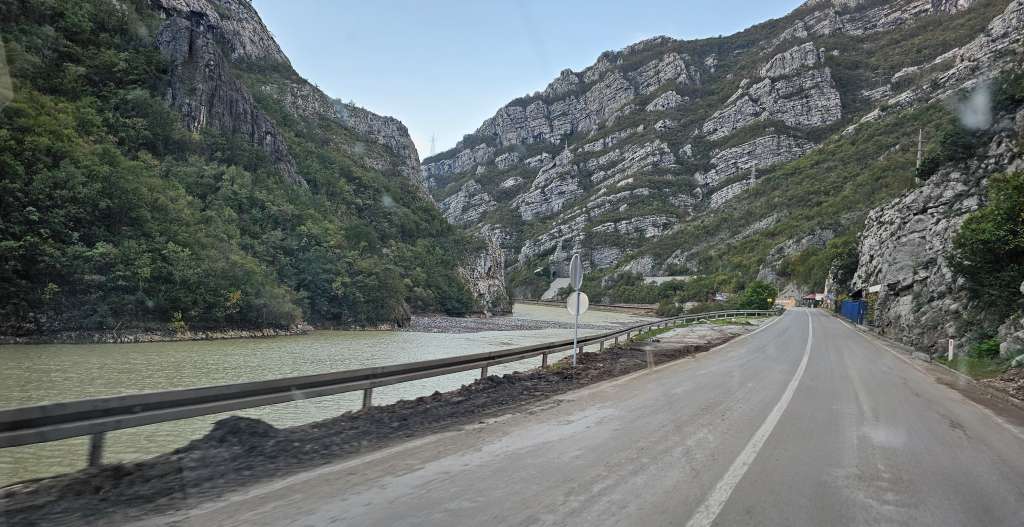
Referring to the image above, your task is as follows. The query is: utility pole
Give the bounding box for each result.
[916,128,923,169]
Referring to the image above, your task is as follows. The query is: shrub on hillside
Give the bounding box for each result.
[950,172,1024,320]
[738,281,779,310]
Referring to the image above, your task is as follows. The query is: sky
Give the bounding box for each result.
[253,0,804,158]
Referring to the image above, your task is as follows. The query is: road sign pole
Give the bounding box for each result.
[573,293,580,366]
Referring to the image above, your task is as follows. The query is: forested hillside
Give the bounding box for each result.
[0,0,482,337]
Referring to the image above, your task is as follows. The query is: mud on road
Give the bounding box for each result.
[0,322,762,526]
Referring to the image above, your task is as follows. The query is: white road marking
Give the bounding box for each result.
[684,310,813,527]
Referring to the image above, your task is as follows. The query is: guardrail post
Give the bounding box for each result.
[362,388,373,409]
[646,349,654,370]
[599,340,604,352]
[614,336,619,348]
[88,432,105,467]
[480,366,489,379]
[362,388,374,411]
[541,353,549,368]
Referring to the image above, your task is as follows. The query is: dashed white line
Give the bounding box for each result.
[684,310,813,527]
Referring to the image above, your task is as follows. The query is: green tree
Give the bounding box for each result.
[950,172,1024,319]
[738,281,779,310]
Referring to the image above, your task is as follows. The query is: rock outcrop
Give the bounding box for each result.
[631,52,699,95]
[422,144,496,189]
[593,215,677,238]
[698,135,816,185]
[459,234,513,316]
[335,101,424,190]
[440,181,497,226]
[702,68,842,140]
[852,108,1024,352]
[760,42,822,78]
[709,178,757,208]
[154,0,290,63]
[154,4,304,186]
[512,150,582,220]
[155,0,510,317]
[588,140,676,188]
[775,0,977,51]
[645,91,685,112]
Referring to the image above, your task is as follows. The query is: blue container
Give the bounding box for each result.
[840,299,866,325]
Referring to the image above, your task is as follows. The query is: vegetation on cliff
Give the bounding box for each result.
[0,0,475,335]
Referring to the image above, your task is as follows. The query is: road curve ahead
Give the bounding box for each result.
[144,309,1024,527]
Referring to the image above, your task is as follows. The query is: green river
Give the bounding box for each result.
[0,304,645,485]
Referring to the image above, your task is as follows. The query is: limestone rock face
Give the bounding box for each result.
[593,215,677,238]
[512,150,582,220]
[458,232,513,316]
[621,256,657,276]
[631,52,699,95]
[776,0,976,50]
[852,114,1024,352]
[335,101,424,190]
[645,91,685,112]
[153,0,427,192]
[589,140,676,188]
[494,152,522,170]
[568,188,653,220]
[440,181,497,226]
[581,125,645,153]
[998,312,1024,359]
[154,0,290,63]
[470,70,637,148]
[702,68,842,140]
[935,0,1023,90]
[709,179,756,208]
[422,144,496,189]
[499,176,524,189]
[698,135,816,186]
[760,42,822,78]
[591,246,626,269]
[517,216,588,269]
[155,12,303,186]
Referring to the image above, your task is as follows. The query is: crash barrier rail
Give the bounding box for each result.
[514,299,658,312]
[0,309,778,467]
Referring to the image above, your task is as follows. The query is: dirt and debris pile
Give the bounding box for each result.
[983,367,1024,402]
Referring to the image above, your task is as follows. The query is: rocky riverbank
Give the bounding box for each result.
[400,314,629,333]
[0,320,763,526]
[0,313,632,345]
[0,325,315,345]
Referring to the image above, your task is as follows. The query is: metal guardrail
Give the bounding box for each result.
[515,299,658,311]
[0,309,776,466]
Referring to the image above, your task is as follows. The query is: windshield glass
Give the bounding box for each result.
[2,1,1023,525]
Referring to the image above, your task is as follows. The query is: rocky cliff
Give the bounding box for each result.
[425,0,1023,302]
[153,0,304,185]
[147,0,507,317]
[852,102,1024,353]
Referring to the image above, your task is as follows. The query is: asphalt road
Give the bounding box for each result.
[143,309,1024,527]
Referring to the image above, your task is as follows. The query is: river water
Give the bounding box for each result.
[0,305,646,485]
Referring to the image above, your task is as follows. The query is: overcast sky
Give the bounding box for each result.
[253,0,803,158]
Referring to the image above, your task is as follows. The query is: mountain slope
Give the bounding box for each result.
[0,0,506,337]
[423,0,1022,304]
